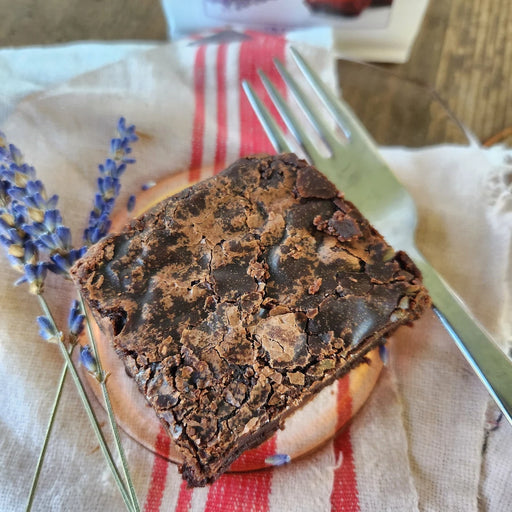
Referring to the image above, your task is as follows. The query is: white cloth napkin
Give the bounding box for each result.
[0,35,511,512]
[0,42,160,124]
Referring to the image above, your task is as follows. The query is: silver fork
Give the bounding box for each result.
[242,47,512,425]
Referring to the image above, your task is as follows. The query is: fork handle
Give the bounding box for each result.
[416,259,512,424]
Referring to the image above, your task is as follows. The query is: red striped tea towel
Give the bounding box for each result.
[1,33,511,511]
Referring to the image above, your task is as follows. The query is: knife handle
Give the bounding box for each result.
[417,258,512,424]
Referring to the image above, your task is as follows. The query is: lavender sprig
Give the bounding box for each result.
[80,119,141,511]
[84,117,138,245]
[1,123,139,512]
[0,131,85,282]
[36,293,134,512]
[79,291,140,512]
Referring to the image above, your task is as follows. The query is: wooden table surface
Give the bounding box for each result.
[1,0,511,146]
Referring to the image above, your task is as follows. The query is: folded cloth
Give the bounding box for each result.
[0,34,511,512]
[0,42,160,124]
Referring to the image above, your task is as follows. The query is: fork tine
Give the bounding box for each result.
[272,57,343,149]
[241,80,292,153]
[289,47,379,151]
[257,69,322,163]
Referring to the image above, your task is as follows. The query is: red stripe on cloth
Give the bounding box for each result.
[204,437,276,512]
[189,44,207,183]
[228,436,276,473]
[143,426,172,512]
[174,480,193,512]
[214,43,228,174]
[238,32,288,156]
[203,32,287,512]
[330,376,360,512]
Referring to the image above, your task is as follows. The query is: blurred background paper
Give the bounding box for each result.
[162,0,430,62]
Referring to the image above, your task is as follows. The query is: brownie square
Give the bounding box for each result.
[71,153,430,486]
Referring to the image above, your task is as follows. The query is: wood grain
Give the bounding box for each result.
[0,0,510,144]
[387,0,512,143]
[0,0,167,45]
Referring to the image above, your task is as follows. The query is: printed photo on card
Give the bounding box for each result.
[203,0,394,30]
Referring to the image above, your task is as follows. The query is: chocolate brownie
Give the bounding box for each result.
[71,153,430,486]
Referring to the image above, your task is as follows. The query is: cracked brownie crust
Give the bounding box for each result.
[71,153,430,486]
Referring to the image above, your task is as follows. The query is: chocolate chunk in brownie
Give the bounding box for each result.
[71,153,430,487]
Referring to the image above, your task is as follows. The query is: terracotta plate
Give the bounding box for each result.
[82,171,384,472]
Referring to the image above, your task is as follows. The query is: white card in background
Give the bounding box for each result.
[162,0,430,63]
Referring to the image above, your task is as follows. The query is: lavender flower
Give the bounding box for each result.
[379,343,389,365]
[15,262,47,294]
[1,142,43,284]
[1,122,141,511]
[0,130,83,282]
[79,345,98,375]
[0,223,38,272]
[141,181,156,191]
[84,117,138,245]
[48,247,87,276]
[37,315,60,342]
[126,194,136,213]
[1,117,137,295]
[265,453,291,466]
[68,300,85,339]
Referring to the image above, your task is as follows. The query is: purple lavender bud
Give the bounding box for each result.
[0,218,12,237]
[48,247,83,275]
[110,138,122,155]
[25,180,43,196]
[11,203,28,224]
[0,179,9,201]
[6,186,27,202]
[23,195,40,210]
[55,226,72,249]
[127,194,136,213]
[22,222,46,238]
[48,254,69,275]
[79,345,98,375]
[265,454,291,466]
[0,233,10,247]
[24,262,47,282]
[98,176,120,199]
[83,227,99,245]
[141,181,156,191]
[115,162,127,177]
[103,159,117,175]
[35,232,57,251]
[4,226,23,246]
[8,144,23,165]
[89,193,103,217]
[23,240,38,263]
[16,262,47,292]
[43,209,62,231]
[117,117,138,142]
[18,163,36,180]
[37,315,59,341]
[68,300,85,337]
[379,343,389,365]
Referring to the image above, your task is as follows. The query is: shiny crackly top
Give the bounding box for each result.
[71,153,429,485]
